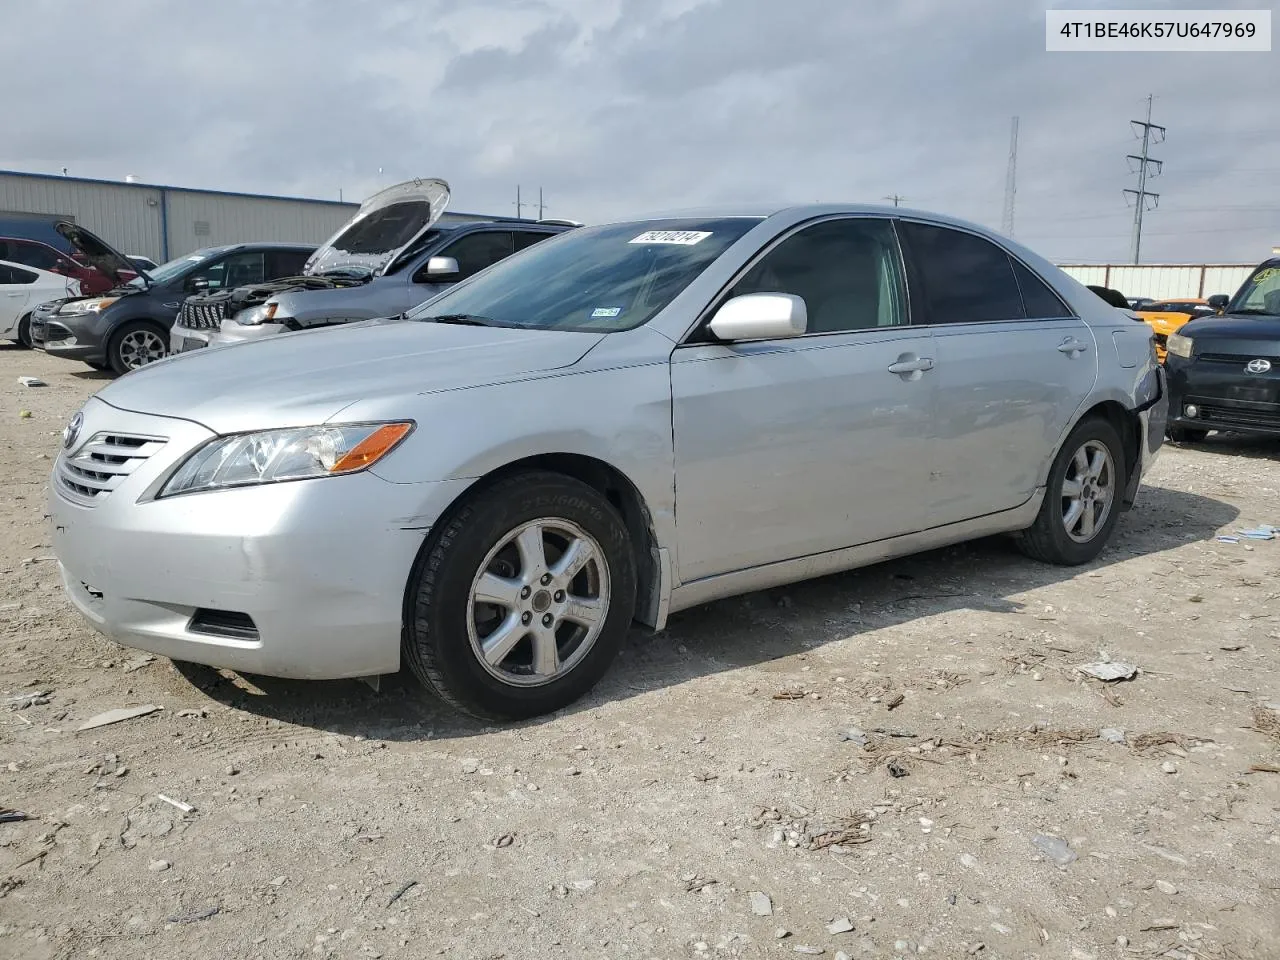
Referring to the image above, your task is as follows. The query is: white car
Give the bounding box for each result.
[1,260,81,345]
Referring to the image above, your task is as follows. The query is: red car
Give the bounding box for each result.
[0,237,119,295]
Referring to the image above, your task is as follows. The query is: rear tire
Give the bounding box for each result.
[403,471,637,721]
[1167,426,1209,443]
[107,320,169,375]
[1015,417,1127,566]
[86,361,109,371]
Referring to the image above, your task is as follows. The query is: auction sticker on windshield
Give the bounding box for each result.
[629,231,712,245]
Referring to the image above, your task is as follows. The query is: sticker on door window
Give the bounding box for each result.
[628,230,712,245]
[591,306,622,318]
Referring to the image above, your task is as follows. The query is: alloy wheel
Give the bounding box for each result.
[1061,439,1115,543]
[118,329,167,369]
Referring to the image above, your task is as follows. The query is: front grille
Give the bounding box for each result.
[1196,404,1280,430]
[178,299,228,330]
[56,433,167,506]
[189,609,259,641]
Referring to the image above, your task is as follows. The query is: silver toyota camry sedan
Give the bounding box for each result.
[48,205,1167,720]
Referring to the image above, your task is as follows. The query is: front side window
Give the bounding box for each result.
[408,217,762,332]
[899,222,1026,324]
[0,264,38,285]
[723,218,906,333]
[268,250,311,279]
[428,232,514,281]
[1230,263,1280,316]
[191,251,266,291]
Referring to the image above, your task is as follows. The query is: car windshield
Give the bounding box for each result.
[406,217,763,332]
[1228,263,1280,316]
[129,249,221,287]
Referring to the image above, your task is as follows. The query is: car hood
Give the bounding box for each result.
[96,320,605,434]
[1177,314,1280,339]
[56,221,149,287]
[304,178,450,279]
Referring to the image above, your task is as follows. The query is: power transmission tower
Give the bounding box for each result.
[1124,95,1164,265]
[883,194,905,207]
[1001,116,1019,237]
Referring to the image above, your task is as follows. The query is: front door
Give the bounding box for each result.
[0,265,34,338]
[671,216,936,583]
[895,221,1099,526]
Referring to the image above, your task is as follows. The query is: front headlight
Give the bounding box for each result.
[58,297,118,315]
[159,421,413,498]
[1166,333,1193,359]
[235,303,279,326]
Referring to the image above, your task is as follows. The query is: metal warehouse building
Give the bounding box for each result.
[1058,263,1258,300]
[0,170,513,265]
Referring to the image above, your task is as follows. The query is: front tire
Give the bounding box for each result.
[1016,417,1127,566]
[16,314,32,349]
[107,320,169,375]
[404,471,637,721]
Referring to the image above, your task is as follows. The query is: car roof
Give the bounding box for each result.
[223,241,318,251]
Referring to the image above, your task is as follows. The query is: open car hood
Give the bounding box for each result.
[55,221,149,287]
[303,178,450,279]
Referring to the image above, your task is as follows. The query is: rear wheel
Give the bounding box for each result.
[1167,426,1209,443]
[107,321,168,375]
[1016,417,1127,566]
[404,471,636,721]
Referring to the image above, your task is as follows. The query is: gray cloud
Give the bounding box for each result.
[2,0,1277,263]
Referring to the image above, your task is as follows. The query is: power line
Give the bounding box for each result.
[883,194,905,207]
[1001,116,1019,237]
[1123,94,1165,264]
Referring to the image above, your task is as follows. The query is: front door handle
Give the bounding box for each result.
[1058,337,1089,355]
[887,355,935,375]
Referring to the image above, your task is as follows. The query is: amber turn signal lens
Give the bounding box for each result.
[330,422,413,473]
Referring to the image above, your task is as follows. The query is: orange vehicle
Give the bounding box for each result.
[1134,298,1217,361]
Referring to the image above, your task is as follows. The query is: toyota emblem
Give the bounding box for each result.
[1245,358,1272,374]
[62,411,83,450]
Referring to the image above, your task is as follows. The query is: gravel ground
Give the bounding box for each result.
[2,343,1278,960]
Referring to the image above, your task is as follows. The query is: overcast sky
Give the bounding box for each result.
[3,0,1278,263]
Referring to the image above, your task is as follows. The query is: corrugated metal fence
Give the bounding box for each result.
[1058,263,1257,300]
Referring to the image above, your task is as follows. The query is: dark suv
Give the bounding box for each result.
[30,222,314,374]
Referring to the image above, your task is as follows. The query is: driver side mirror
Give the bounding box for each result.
[1207,293,1229,314]
[425,256,460,278]
[708,293,807,342]
[188,277,211,293]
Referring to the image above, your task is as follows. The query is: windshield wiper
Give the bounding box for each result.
[1228,308,1276,316]
[424,313,510,327]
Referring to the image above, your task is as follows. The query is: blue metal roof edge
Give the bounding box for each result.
[0,168,532,222]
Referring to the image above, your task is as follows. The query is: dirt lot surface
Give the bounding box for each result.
[1,343,1278,960]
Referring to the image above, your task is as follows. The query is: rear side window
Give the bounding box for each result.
[898,222,1025,324]
[267,249,311,278]
[1010,258,1071,318]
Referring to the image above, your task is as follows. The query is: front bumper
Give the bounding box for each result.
[170,324,215,355]
[31,304,108,362]
[1166,352,1280,436]
[48,397,472,679]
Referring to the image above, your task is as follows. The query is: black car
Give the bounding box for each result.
[30,222,314,374]
[1164,257,1280,442]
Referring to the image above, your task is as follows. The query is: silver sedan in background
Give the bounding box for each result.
[48,204,1166,720]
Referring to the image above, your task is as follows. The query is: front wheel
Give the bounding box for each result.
[15,314,33,349]
[404,471,637,721]
[107,321,168,375]
[1015,417,1127,566]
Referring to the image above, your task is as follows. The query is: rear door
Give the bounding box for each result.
[896,220,1098,526]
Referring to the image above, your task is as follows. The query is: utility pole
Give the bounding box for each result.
[1001,116,1019,237]
[515,185,523,219]
[883,194,905,207]
[1124,94,1164,265]
[537,187,546,219]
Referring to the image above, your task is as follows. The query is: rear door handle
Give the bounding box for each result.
[1058,337,1089,354]
[887,356,935,375]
